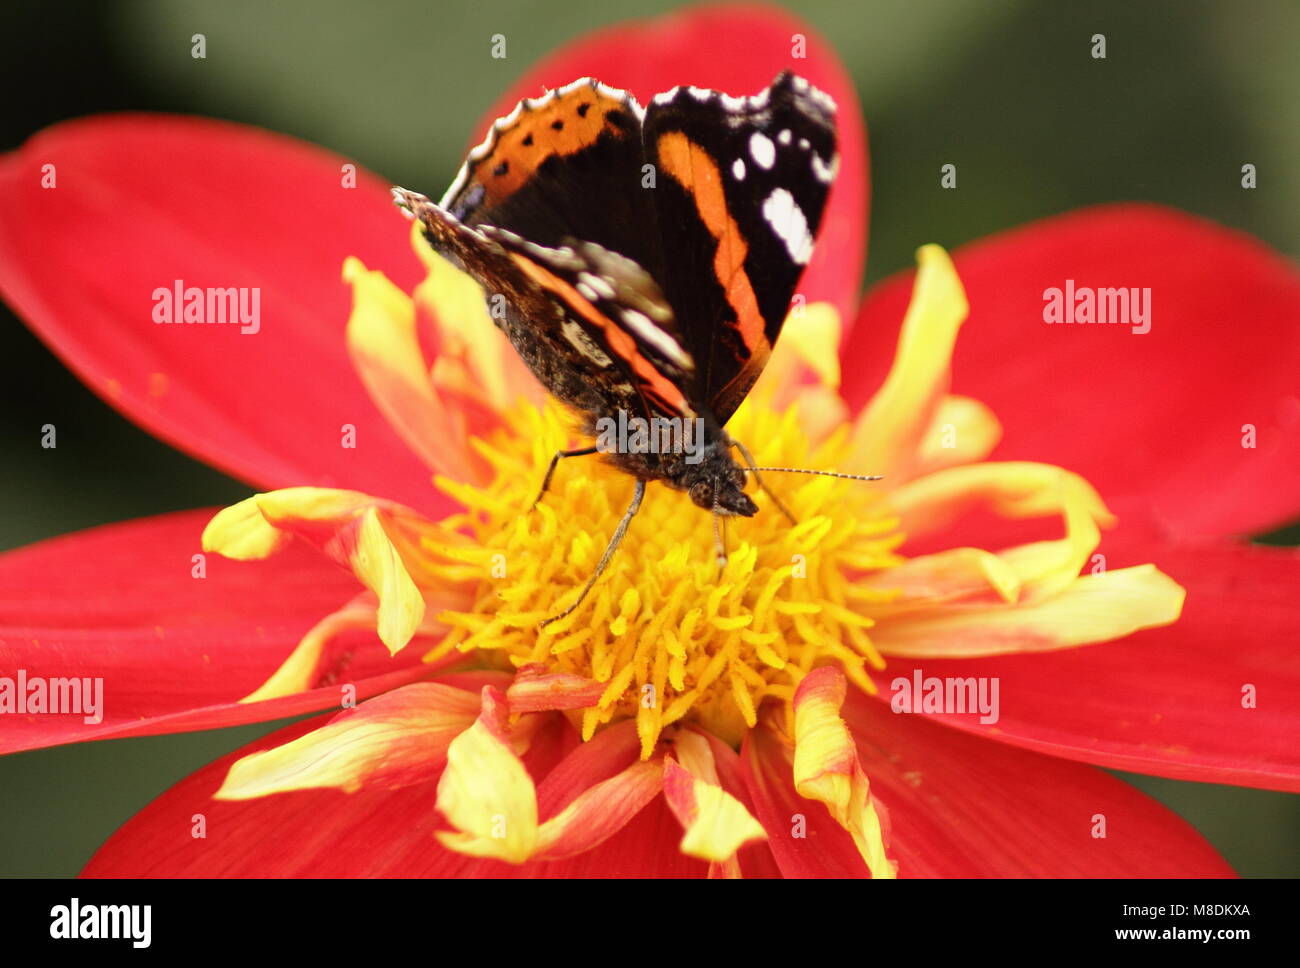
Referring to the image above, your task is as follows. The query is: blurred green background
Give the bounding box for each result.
[1,0,1297,876]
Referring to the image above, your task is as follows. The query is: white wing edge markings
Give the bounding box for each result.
[438,77,647,209]
[438,74,838,207]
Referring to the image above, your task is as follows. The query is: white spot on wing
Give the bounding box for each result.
[749,132,776,169]
[778,129,792,145]
[762,188,814,265]
[732,158,746,180]
[812,153,838,184]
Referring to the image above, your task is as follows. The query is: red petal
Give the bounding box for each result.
[0,510,427,754]
[475,3,868,322]
[740,722,875,877]
[84,701,702,877]
[840,692,1233,877]
[844,204,1300,538]
[872,538,1300,792]
[699,729,783,878]
[0,115,439,511]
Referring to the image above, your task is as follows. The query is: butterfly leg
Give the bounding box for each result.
[733,440,798,524]
[539,478,645,629]
[531,445,599,509]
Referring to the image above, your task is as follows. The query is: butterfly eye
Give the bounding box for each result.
[688,480,714,507]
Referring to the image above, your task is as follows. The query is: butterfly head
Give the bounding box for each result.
[682,446,758,517]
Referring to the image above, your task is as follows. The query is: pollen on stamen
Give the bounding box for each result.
[420,398,905,757]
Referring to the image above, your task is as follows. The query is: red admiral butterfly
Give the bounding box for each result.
[394,71,876,624]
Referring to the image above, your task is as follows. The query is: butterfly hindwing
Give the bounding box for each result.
[396,191,657,426]
[478,226,697,419]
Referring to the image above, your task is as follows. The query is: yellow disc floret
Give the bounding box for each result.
[422,397,904,758]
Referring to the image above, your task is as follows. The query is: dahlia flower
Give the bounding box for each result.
[1,5,1296,877]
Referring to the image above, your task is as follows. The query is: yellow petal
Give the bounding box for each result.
[435,687,540,863]
[239,595,378,702]
[344,255,479,481]
[352,508,425,654]
[792,667,896,878]
[856,547,1022,619]
[871,564,1186,658]
[201,495,290,559]
[662,731,766,865]
[745,303,848,443]
[759,300,842,393]
[996,478,1101,599]
[889,460,1116,541]
[216,682,480,798]
[846,245,968,481]
[410,221,545,415]
[913,394,1003,475]
[254,485,406,525]
[210,487,440,655]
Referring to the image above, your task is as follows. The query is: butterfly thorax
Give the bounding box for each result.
[601,425,758,517]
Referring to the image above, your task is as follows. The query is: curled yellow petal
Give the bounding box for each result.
[871,563,1186,658]
[913,394,1003,475]
[847,245,968,481]
[662,731,765,869]
[209,487,442,655]
[216,682,480,799]
[202,495,290,559]
[792,667,896,878]
[996,478,1101,600]
[435,687,540,863]
[856,547,1022,619]
[353,508,425,653]
[889,460,1116,541]
[344,254,480,482]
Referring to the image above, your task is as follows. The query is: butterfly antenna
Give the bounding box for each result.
[732,440,798,525]
[743,467,884,482]
[539,478,645,629]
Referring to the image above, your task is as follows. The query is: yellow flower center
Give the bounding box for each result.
[420,396,904,757]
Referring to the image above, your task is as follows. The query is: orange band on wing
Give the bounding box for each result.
[474,91,634,206]
[655,131,769,366]
[508,253,688,415]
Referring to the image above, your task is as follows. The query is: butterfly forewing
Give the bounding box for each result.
[643,71,838,423]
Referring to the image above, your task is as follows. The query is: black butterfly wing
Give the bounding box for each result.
[437,78,666,287]
[395,189,662,428]
[642,71,838,424]
[399,72,837,433]
[399,78,696,426]
[477,226,698,419]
